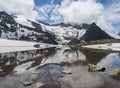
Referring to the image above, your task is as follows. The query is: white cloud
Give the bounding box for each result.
[50,5,63,23]
[37,4,53,20]
[105,1,120,23]
[0,0,119,33]
[58,0,104,24]
[0,0,39,20]
[37,3,63,24]
[97,0,120,32]
[37,0,104,24]
[103,1,120,23]
[51,0,55,4]
[96,16,120,38]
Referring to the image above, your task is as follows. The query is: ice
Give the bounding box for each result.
[0,39,55,53]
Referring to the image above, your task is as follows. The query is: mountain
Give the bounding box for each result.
[40,22,113,44]
[0,11,57,44]
[0,11,119,45]
[118,32,120,36]
[81,23,113,41]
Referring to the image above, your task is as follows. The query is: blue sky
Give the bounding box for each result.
[34,0,108,7]
[0,0,119,32]
[34,0,61,6]
[33,0,120,32]
[99,0,109,6]
[34,0,104,23]
[34,0,108,5]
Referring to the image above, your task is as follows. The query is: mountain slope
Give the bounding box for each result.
[0,11,119,45]
[0,11,57,44]
[40,22,114,44]
[81,23,113,41]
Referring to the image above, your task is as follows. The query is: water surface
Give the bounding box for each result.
[0,47,120,88]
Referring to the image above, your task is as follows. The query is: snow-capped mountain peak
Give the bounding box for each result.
[0,11,120,45]
[14,15,35,28]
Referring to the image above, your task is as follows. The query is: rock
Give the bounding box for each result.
[60,75,64,77]
[34,44,40,48]
[88,64,105,72]
[107,69,120,76]
[22,81,32,86]
[32,82,45,88]
[32,72,39,74]
[62,70,72,74]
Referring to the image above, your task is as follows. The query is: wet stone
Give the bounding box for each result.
[62,70,72,74]
[32,82,45,88]
[22,81,32,86]
[32,72,39,74]
[88,64,105,72]
[60,75,64,77]
[107,69,120,76]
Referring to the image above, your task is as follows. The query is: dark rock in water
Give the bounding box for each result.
[34,44,40,48]
[60,75,64,77]
[88,63,105,72]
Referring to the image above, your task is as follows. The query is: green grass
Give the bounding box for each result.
[70,39,120,48]
[80,47,119,53]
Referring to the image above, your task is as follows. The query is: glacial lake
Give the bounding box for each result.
[0,47,120,88]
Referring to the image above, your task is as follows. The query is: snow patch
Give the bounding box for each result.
[39,22,86,44]
[83,43,120,51]
[0,39,55,53]
[14,15,35,28]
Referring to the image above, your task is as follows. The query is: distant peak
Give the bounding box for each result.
[91,22,97,26]
[0,11,12,18]
[0,11,7,14]
[0,11,16,24]
[36,20,51,26]
[0,11,10,16]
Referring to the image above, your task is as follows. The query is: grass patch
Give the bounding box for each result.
[70,39,120,48]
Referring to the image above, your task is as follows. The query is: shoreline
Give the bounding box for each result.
[82,43,120,51]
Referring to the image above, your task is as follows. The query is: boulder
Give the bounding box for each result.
[32,82,45,88]
[62,70,72,74]
[88,64,105,72]
[32,72,39,74]
[107,69,120,77]
[22,81,32,86]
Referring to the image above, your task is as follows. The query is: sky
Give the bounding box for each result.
[0,0,120,32]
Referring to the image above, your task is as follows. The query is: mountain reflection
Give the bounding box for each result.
[0,48,56,77]
[0,47,113,77]
[0,47,120,88]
